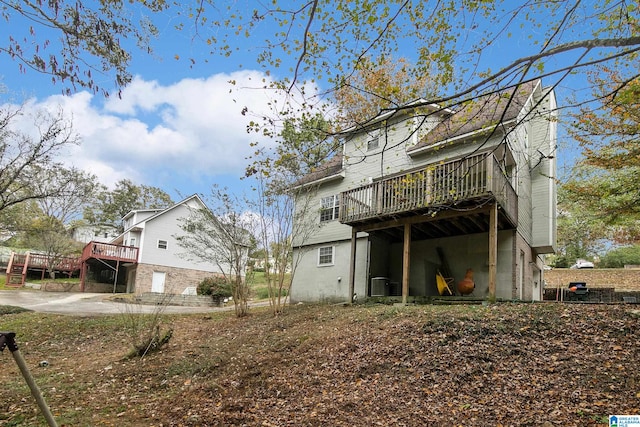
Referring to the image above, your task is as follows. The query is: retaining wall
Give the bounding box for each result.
[544,268,640,291]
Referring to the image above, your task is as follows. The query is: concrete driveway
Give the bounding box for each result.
[0,290,239,315]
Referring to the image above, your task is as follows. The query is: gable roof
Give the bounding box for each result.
[138,194,206,225]
[121,208,163,222]
[113,194,206,241]
[293,153,345,187]
[339,98,453,134]
[409,80,540,152]
[294,81,541,186]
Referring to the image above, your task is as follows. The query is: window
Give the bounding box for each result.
[320,195,340,222]
[367,131,379,151]
[158,240,168,250]
[130,238,136,247]
[318,246,334,266]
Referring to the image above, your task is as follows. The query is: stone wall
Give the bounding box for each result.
[39,281,117,293]
[136,292,222,307]
[544,268,640,292]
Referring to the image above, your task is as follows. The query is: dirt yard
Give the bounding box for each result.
[1,302,638,426]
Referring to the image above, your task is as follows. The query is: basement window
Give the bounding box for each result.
[318,246,335,266]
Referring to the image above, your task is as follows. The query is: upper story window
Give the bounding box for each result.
[320,195,340,222]
[367,130,380,151]
[158,240,168,250]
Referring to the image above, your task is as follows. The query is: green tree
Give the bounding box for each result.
[0,103,80,214]
[600,245,640,268]
[333,56,438,129]
[0,200,43,245]
[202,1,640,123]
[84,179,173,232]
[15,210,82,278]
[1,0,166,95]
[175,189,253,317]
[34,167,101,224]
[554,184,607,267]
[564,73,640,243]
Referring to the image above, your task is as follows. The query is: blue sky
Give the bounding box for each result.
[0,5,294,202]
[0,2,612,202]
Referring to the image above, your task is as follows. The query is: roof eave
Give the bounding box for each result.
[339,101,452,135]
[408,119,517,157]
[291,171,346,191]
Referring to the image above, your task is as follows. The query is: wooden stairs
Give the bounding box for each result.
[5,252,82,288]
[5,242,139,290]
[5,253,26,287]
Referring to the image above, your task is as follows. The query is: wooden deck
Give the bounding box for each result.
[5,242,139,288]
[81,242,138,263]
[5,252,82,287]
[339,153,517,227]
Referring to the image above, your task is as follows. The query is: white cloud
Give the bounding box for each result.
[7,70,301,194]
[2,69,322,198]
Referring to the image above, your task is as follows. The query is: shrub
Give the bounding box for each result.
[600,245,640,268]
[197,276,233,299]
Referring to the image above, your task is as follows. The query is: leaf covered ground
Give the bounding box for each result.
[0,302,638,426]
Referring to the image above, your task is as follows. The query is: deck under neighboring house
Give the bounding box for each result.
[5,242,139,291]
[5,253,81,287]
[78,242,139,292]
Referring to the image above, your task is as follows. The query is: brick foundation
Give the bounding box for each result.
[133,263,221,295]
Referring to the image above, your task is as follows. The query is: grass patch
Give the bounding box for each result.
[28,277,80,285]
[249,271,290,300]
[0,305,31,315]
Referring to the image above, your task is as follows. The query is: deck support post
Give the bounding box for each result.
[79,263,87,292]
[488,203,498,301]
[402,223,411,305]
[348,228,357,303]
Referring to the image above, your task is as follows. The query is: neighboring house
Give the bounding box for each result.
[80,194,224,294]
[70,223,120,244]
[291,80,557,303]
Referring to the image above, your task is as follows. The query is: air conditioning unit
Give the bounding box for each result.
[371,277,389,296]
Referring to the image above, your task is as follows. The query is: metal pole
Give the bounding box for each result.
[0,332,59,427]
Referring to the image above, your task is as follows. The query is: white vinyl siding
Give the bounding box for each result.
[136,197,219,273]
[530,90,557,253]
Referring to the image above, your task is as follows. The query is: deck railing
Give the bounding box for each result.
[81,242,139,263]
[339,154,517,225]
[10,253,82,271]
